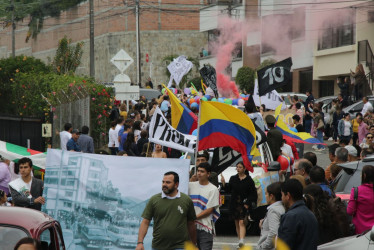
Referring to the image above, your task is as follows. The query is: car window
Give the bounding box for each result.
[353,102,364,111]
[40,227,56,250]
[0,226,29,250]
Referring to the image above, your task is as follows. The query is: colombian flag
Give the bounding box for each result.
[275,104,325,145]
[198,101,258,172]
[163,85,198,134]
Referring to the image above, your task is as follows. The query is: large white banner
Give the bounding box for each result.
[149,107,197,153]
[253,79,286,110]
[167,55,193,87]
[42,149,190,250]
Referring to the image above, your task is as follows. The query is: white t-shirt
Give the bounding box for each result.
[188,181,220,234]
[344,121,351,136]
[108,128,119,147]
[60,131,72,150]
[362,102,373,116]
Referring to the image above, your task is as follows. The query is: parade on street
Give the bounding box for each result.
[1,0,374,250]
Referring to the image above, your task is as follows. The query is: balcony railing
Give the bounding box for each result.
[358,40,374,90]
[206,0,242,5]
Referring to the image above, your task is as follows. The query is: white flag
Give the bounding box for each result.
[167,56,193,88]
[149,107,196,153]
[253,79,286,110]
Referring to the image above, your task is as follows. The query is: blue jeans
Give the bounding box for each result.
[317,129,325,149]
[305,119,312,133]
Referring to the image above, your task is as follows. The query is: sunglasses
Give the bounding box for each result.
[367,137,373,139]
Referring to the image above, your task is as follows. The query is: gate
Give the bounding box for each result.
[0,115,45,151]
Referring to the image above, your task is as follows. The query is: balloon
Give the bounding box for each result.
[232,99,238,106]
[174,88,178,94]
[211,98,217,102]
[204,95,211,100]
[184,88,191,95]
[161,88,166,95]
[194,95,200,100]
[240,94,246,98]
[224,99,232,105]
[238,99,245,106]
[277,155,290,171]
[192,129,198,136]
[218,98,224,103]
[195,98,200,105]
[201,97,208,101]
[189,98,195,104]
[191,102,199,109]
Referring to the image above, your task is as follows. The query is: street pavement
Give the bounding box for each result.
[214,139,333,249]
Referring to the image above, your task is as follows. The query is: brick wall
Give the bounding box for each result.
[0,0,204,84]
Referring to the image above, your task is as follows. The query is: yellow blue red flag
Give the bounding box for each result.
[274,104,325,144]
[198,101,257,172]
[163,85,198,134]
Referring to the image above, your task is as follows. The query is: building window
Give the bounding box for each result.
[68,158,78,165]
[368,11,374,23]
[291,7,305,40]
[65,191,73,197]
[299,70,313,94]
[318,13,355,50]
[45,178,58,185]
[319,80,334,97]
[208,29,220,54]
[63,201,72,208]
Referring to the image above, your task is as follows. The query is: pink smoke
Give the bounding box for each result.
[211,16,248,98]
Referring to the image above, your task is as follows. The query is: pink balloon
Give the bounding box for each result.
[238,99,245,107]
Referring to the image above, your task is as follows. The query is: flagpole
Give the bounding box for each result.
[256,72,262,109]
[194,100,202,175]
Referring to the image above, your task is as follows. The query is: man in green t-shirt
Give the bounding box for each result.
[136,171,197,250]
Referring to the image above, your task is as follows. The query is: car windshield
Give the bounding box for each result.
[0,226,29,250]
[88,228,106,236]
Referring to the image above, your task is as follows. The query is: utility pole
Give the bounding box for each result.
[135,0,141,86]
[89,0,95,78]
[11,0,15,58]
[228,0,232,17]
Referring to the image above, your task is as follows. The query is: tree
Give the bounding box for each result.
[162,55,200,88]
[0,0,86,41]
[257,58,277,71]
[52,36,84,75]
[236,66,255,94]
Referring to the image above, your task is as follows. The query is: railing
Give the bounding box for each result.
[358,40,374,91]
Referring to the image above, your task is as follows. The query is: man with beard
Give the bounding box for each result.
[136,172,197,250]
[278,179,319,250]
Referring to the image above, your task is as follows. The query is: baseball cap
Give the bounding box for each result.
[197,150,209,160]
[71,129,81,134]
[345,145,358,157]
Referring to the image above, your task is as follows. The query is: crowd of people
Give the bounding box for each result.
[1,81,374,250]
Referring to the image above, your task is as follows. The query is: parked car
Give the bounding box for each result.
[278,92,308,108]
[343,96,374,119]
[79,225,112,249]
[318,225,374,250]
[139,88,161,101]
[0,207,66,250]
[315,96,337,124]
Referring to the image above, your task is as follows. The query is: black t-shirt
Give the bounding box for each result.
[296,124,305,132]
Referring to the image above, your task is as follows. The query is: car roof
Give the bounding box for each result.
[0,207,55,231]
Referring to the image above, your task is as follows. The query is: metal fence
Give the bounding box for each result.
[52,93,90,149]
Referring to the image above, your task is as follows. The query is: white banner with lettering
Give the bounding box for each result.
[167,55,193,87]
[149,107,197,153]
[43,149,190,250]
[253,79,286,111]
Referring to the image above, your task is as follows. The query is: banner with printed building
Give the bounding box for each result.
[149,107,197,153]
[42,149,191,250]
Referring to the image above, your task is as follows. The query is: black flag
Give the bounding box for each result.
[252,118,267,146]
[257,57,293,96]
[200,65,218,98]
[211,147,242,174]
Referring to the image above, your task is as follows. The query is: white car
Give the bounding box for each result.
[318,226,374,250]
